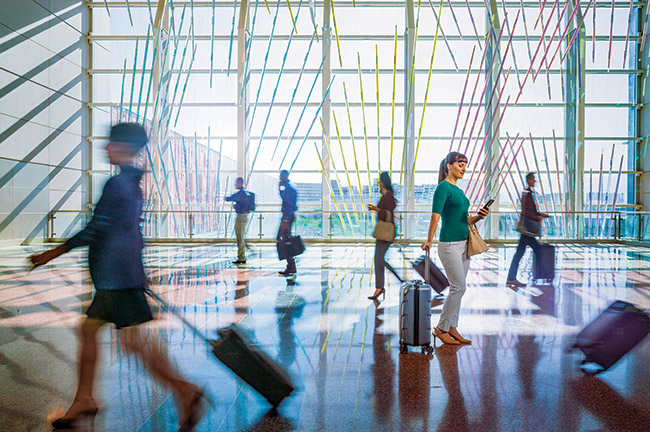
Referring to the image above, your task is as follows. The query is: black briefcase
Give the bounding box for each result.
[211,326,295,407]
[573,301,650,374]
[277,236,305,260]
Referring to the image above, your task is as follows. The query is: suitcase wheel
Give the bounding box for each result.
[399,344,408,354]
[426,345,434,354]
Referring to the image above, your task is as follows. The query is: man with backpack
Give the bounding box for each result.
[225,177,255,264]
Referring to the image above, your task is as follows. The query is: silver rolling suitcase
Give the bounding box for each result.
[399,247,434,354]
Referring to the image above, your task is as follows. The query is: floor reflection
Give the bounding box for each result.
[570,375,650,432]
[398,352,430,428]
[1,243,650,431]
[435,345,469,432]
[371,305,395,425]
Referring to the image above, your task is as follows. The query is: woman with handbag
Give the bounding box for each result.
[368,172,397,300]
[421,152,490,345]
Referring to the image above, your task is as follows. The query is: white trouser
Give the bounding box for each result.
[436,240,470,332]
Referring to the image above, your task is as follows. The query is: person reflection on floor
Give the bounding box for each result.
[371,303,395,425]
[30,124,205,431]
[399,351,431,427]
[516,335,541,401]
[435,345,469,432]
[275,282,305,369]
[233,273,250,325]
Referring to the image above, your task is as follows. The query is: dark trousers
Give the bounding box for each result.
[277,215,296,271]
[507,234,542,281]
[374,240,398,289]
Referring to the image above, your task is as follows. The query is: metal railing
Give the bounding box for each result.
[45,209,650,244]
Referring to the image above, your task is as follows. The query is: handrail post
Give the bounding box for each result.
[639,214,644,241]
[189,213,194,240]
[618,213,622,240]
[47,211,55,241]
[258,213,264,239]
[328,213,333,239]
[364,211,368,238]
[397,213,404,240]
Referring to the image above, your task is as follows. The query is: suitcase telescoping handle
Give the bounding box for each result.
[424,246,430,285]
[144,288,210,343]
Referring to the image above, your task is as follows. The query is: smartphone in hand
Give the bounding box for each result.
[478,199,494,216]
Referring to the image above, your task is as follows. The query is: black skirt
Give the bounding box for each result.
[86,288,153,329]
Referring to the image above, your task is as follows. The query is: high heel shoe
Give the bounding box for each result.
[432,328,460,346]
[368,288,386,300]
[52,406,99,429]
[178,387,211,432]
[448,330,471,344]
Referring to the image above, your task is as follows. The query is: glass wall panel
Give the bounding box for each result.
[88,1,642,239]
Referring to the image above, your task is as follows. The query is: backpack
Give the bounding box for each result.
[244,191,256,213]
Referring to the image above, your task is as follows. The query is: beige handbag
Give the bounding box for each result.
[372,210,395,242]
[467,217,489,256]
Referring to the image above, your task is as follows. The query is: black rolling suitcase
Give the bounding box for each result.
[211,326,295,407]
[277,236,305,260]
[412,252,449,295]
[533,243,555,283]
[574,300,650,374]
[399,247,434,355]
[145,290,295,407]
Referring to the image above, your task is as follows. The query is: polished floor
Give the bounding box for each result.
[1,243,650,432]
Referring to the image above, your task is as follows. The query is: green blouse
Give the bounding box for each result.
[431,180,470,242]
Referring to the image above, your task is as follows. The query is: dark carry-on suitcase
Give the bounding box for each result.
[573,300,650,374]
[533,243,555,283]
[412,253,449,295]
[211,326,295,407]
[399,247,434,354]
[144,290,295,407]
[277,236,305,260]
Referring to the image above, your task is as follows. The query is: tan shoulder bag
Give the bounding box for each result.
[467,217,489,256]
[372,210,396,242]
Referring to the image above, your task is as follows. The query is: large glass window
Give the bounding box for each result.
[88,0,642,239]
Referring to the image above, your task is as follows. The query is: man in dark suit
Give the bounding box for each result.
[506,172,549,287]
[277,170,298,276]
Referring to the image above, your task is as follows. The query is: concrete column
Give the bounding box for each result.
[237,0,250,180]
[640,0,650,212]
[565,0,586,238]
[84,3,93,211]
[485,0,501,239]
[403,0,415,239]
[150,0,171,236]
[322,0,332,239]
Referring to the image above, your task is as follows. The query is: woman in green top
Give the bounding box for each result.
[422,152,489,345]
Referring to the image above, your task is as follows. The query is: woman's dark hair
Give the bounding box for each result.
[379,171,393,194]
[110,122,148,154]
[438,152,468,184]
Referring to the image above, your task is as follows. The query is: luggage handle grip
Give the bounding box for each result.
[424,246,430,285]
